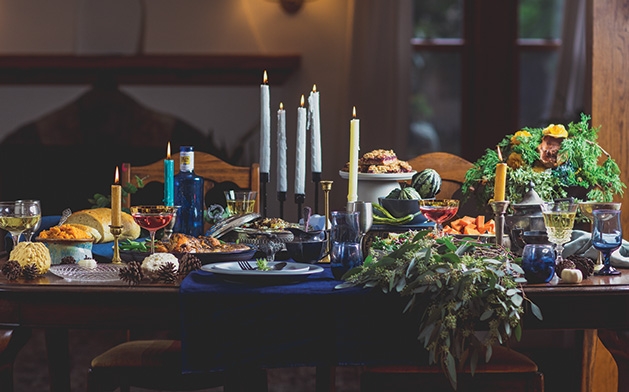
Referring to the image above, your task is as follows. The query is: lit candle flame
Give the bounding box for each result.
[312,84,317,93]
[497,146,503,162]
[279,102,284,110]
[300,94,305,107]
[352,106,357,118]
[114,166,120,184]
[263,70,268,84]
[166,142,171,159]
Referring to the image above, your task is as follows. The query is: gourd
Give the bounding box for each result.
[385,186,420,200]
[398,186,421,200]
[411,169,442,199]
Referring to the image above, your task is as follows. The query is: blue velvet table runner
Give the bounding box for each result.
[179,265,427,373]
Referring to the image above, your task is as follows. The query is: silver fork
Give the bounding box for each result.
[238,260,256,270]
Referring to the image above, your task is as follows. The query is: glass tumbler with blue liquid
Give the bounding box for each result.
[521,244,556,283]
[330,210,363,280]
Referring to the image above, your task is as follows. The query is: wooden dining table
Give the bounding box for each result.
[1,256,629,392]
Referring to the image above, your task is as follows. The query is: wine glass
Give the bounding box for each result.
[578,201,622,272]
[592,209,622,276]
[540,200,578,265]
[129,205,177,254]
[419,199,459,237]
[17,200,41,242]
[0,201,41,248]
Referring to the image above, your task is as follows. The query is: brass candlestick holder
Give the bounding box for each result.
[490,201,510,247]
[320,180,333,263]
[109,225,123,264]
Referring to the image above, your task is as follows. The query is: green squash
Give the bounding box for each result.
[398,186,421,200]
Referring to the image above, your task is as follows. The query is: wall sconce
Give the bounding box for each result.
[280,0,304,14]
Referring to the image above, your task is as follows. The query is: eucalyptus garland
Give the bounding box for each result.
[337,231,543,390]
[462,113,624,208]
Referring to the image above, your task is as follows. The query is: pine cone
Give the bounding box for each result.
[157,262,177,284]
[566,254,595,278]
[555,258,576,278]
[119,261,143,286]
[22,263,40,280]
[178,254,202,279]
[2,260,22,281]
[60,256,76,265]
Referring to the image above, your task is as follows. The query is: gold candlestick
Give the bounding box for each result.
[320,180,333,263]
[109,225,123,264]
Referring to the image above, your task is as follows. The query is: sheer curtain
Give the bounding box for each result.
[547,0,587,122]
[347,0,413,158]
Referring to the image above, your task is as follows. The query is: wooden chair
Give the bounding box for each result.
[407,151,473,199]
[86,340,226,392]
[360,345,544,392]
[121,151,260,232]
[0,328,31,392]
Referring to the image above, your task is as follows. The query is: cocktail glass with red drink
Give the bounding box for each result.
[130,205,178,254]
[419,199,460,237]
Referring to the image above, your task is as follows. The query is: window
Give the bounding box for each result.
[409,0,565,160]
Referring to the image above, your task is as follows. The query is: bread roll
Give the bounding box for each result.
[65,208,140,243]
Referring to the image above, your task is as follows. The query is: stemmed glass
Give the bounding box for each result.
[18,200,41,242]
[419,199,459,237]
[129,205,178,254]
[592,209,623,276]
[540,200,578,265]
[578,201,622,272]
[0,201,41,248]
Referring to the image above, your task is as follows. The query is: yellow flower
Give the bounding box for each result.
[532,164,547,173]
[510,130,532,145]
[542,124,568,138]
[506,152,524,169]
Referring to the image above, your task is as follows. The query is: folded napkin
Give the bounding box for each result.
[563,229,629,268]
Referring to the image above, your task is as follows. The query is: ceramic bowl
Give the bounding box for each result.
[37,238,94,265]
[378,197,428,224]
[284,240,327,264]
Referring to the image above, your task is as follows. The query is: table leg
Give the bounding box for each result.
[224,367,267,392]
[44,328,70,392]
[315,365,335,392]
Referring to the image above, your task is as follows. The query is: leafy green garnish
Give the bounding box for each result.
[256,258,271,271]
[338,231,542,390]
[119,239,149,252]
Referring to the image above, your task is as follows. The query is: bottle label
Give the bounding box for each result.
[180,151,194,172]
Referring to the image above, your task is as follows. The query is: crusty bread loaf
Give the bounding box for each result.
[65,208,140,243]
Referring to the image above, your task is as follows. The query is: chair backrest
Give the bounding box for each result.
[407,152,473,199]
[121,152,260,229]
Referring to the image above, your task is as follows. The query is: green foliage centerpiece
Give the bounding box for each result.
[462,114,624,206]
[337,231,542,390]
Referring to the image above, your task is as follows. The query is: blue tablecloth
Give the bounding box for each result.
[179,265,428,373]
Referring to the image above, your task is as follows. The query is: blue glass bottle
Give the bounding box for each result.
[173,146,204,237]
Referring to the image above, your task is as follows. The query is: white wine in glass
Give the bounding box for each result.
[541,200,577,265]
[0,201,41,247]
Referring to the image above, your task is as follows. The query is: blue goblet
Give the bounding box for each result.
[592,209,622,276]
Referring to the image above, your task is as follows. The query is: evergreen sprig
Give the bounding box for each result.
[337,231,542,390]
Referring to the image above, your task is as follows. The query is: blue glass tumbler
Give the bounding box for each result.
[521,244,556,283]
[330,210,363,280]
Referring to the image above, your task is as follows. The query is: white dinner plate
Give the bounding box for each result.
[338,170,416,181]
[202,261,324,284]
